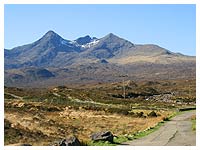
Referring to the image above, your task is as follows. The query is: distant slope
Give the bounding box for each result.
[109,44,195,64]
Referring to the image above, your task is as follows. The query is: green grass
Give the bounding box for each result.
[192,118,196,131]
[114,136,130,143]
[88,141,117,146]
[166,111,178,120]
[133,121,164,139]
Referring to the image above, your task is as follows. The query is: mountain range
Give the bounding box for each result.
[4,30,196,87]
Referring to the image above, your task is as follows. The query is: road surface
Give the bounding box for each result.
[123,110,196,146]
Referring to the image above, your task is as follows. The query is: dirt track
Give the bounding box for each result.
[123,110,196,146]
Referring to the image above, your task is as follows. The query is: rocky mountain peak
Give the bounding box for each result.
[75,35,92,45]
[103,33,120,40]
[40,30,64,43]
[43,30,60,38]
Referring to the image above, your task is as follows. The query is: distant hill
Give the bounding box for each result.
[4,30,196,87]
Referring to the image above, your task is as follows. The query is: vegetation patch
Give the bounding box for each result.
[191,115,196,131]
[133,121,164,139]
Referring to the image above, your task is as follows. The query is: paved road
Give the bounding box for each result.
[123,110,196,146]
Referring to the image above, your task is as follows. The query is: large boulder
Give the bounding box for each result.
[59,136,81,146]
[91,131,114,143]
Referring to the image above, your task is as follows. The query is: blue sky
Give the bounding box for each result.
[4,4,196,56]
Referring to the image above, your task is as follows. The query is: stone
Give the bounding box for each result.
[59,136,81,146]
[91,131,114,143]
[148,111,157,117]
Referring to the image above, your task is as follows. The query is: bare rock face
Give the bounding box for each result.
[59,136,81,146]
[91,131,114,143]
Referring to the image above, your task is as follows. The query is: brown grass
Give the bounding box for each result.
[5,100,172,145]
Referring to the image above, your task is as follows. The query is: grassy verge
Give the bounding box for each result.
[191,116,196,131]
[87,121,165,146]
[88,141,116,146]
[132,121,165,139]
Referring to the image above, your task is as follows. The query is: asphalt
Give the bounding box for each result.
[122,110,196,146]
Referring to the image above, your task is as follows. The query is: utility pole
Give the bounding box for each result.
[119,75,128,99]
[122,77,125,99]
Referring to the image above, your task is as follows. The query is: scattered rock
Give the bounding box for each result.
[91,131,114,143]
[59,136,81,146]
[148,111,157,117]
